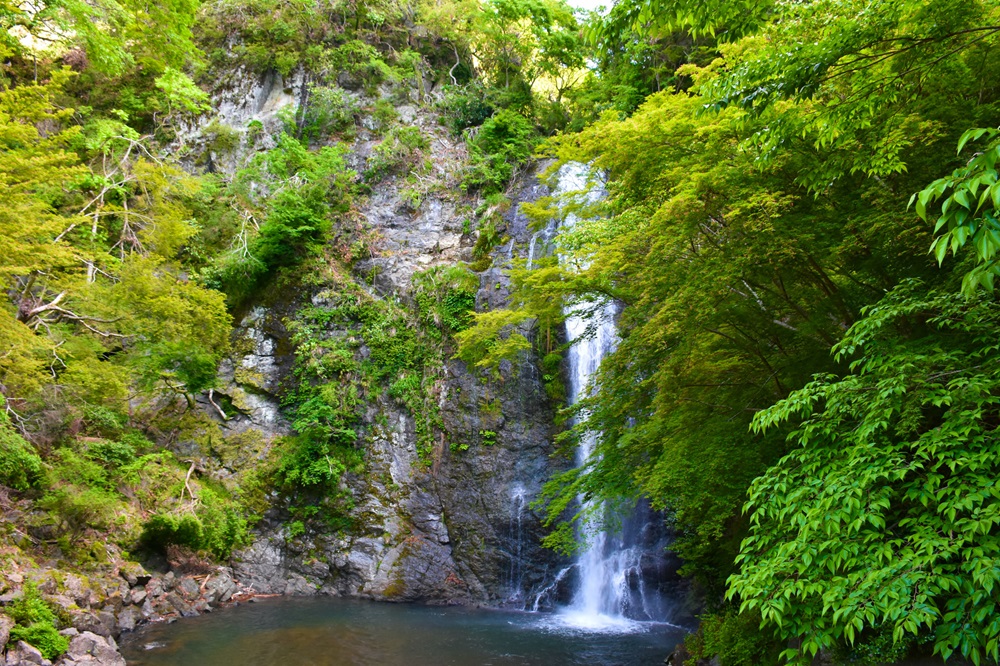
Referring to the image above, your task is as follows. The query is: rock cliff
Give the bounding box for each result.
[181,68,571,606]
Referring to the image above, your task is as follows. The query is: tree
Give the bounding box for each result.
[0,73,230,429]
[1,0,200,76]
[732,282,1000,665]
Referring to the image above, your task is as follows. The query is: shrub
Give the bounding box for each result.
[371,98,399,134]
[81,405,127,437]
[140,512,204,553]
[0,419,43,491]
[275,433,353,489]
[438,83,495,134]
[471,218,502,268]
[463,109,537,194]
[300,85,358,143]
[10,623,68,659]
[684,609,782,666]
[85,438,137,468]
[364,126,429,181]
[203,120,241,154]
[197,487,251,559]
[39,486,120,538]
[7,583,68,660]
[413,265,479,335]
[40,449,122,540]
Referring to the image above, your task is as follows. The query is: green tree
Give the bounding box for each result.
[732,282,1000,665]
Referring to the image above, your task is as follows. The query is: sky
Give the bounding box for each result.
[567,0,609,14]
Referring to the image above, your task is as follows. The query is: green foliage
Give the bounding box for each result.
[7,583,68,660]
[454,309,533,372]
[38,449,124,541]
[916,128,1000,295]
[140,513,205,553]
[84,439,137,469]
[467,0,582,92]
[140,489,250,559]
[371,98,399,134]
[365,126,430,181]
[0,411,43,491]
[81,405,128,438]
[464,109,537,193]
[413,265,479,337]
[203,120,242,155]
[471,218,503,268]
[1,0,200,76]
[464,3,988,609]
[9,623,69,660]
[206,134,355,303]
[830,626,917,666]
[438,83,496,134]
[154,67,210,117]
[300,86,359,144]
[688,0,1000,190]
[683,608,782,666]
[539,351,564,401]
[286,519,306,538]
[731,282,1000,665]
[192,487,251,559]
[196,0,418,80]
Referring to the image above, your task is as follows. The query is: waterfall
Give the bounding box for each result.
[550,163,678,630]
[505,484,528,603]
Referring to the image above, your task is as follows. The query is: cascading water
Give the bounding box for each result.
[505,484,528,604]
[548,163,681,631]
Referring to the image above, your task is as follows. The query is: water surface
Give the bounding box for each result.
[121,597,684,666]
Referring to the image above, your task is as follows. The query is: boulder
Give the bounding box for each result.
[283,574,316,596]
[0,613,13,649]
[202,575,236,604]
[143,578,163,599]
[61,576,89,610]
[58,631,126,666]
[126,588,145,606]
[70,613,110,639]
[118,565,150,589]
[164,592,191,615]
[5,640,49,666]
[115,608,136,634]
[176,577,200,600]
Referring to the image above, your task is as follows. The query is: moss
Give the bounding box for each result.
[381,574,406,598]
[233,365,267,390]
[7,582,69,660]
[203,120,241,154]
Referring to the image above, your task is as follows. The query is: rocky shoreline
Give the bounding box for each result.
[1,563,251,666]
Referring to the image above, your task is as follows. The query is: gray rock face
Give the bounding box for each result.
[175,67,572,607]
[224,159,571,606]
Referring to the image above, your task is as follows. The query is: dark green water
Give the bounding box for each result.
[120,597,685,666]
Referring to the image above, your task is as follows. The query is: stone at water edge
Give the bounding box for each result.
[56,631,127,666]
[176,577,200,600]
